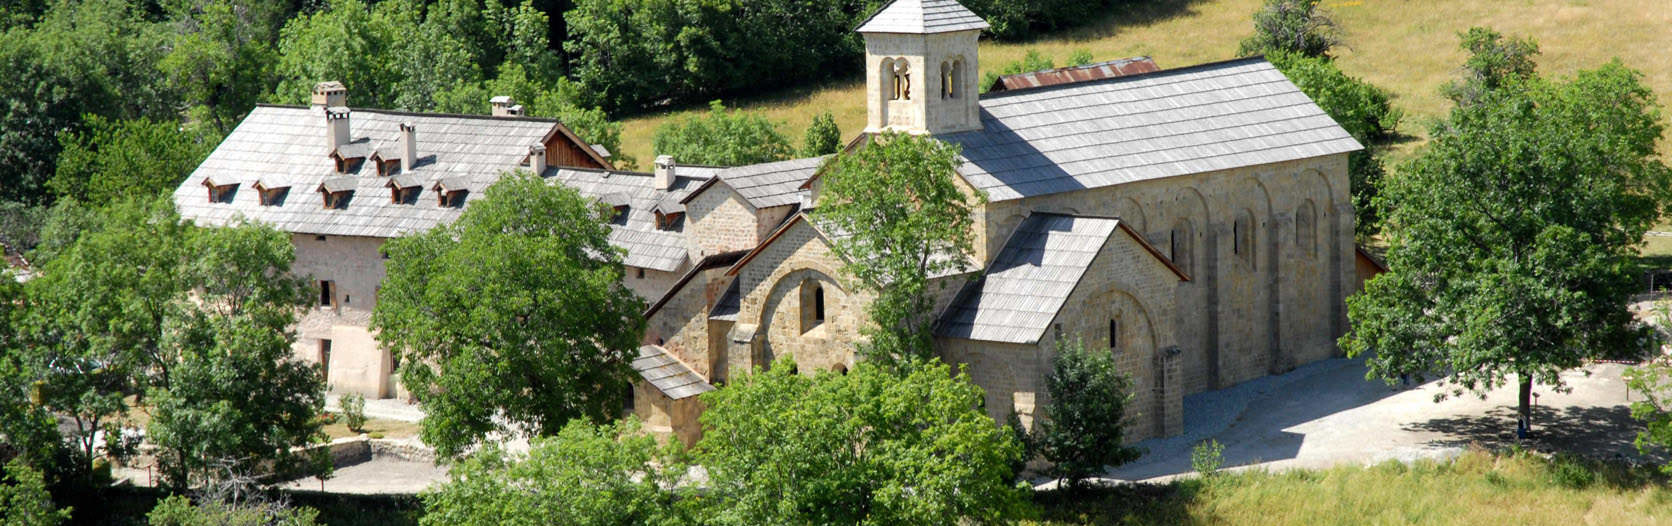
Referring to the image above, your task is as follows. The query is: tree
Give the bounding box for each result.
[432,64,628,168]
[1237,0,1341,59]
[814,132,981,365]
[1341,61,1671,436]
[159,0,290,135]
[651,101,793,167]
[0,0,174,204]
[373,172,645,459]
[1033,339,1141,489]
[49,116,216,204]
[146,223,323,489]
[801,112,841,157]
[421,419,689,526]
[0,459,71,526]
[1265,51,1401,240]
[1442,27,1540,108]
[17,198,190,482]
[697,358,1029,525]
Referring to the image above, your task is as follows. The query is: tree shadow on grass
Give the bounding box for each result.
[1032,481,1205,526]
[1405,404,1666,465]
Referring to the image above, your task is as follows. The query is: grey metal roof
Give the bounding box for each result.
[704,156,826,209]
[937,214,1122,344]
[941,57,1363,202]
[633,345,715,400]
[174,105,563,238]
[857,0,990,34]
[547,166,720,272]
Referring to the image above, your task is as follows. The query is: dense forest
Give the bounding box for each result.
[0,0,1145,234]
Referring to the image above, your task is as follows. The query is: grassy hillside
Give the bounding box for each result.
[1030,450,1672,525]
[615,0,1672,170]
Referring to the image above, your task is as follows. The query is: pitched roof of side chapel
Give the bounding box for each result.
[936,213,1186,345]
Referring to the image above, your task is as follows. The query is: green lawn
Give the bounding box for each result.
[614,0,1672,170]
[1029,450,1672,525]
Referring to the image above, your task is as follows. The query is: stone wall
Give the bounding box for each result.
[728,219,870,376]
[941,226,1183,442]
[291,234,399,399]
[685,184,764,257]
[981,153,1354,395]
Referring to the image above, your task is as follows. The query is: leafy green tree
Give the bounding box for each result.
[698,358,1029,525]
[17,198,190,481]
[146,223,323,488]
[159,0,290,135]
[1442,27,1540,108]
[801,112,841,157]
[373,172,645,459]
[49,116,216,204]
[0,0,174,204]
[421,419,689,526]
[1034,339,1141,489]
[1266,51,1401,240]
[1342,61,1671,435]
[814,132,980,365]
[1238,0,1341,59]
[147,495,319,526]
[432,64,628,168]
[0,459,71,526]
[652,101,793,167]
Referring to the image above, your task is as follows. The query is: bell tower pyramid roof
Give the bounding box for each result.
[856,0,990,35]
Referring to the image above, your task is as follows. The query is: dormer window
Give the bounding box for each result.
[387,175,422,205]
[611,205,630,226]
[203,179,238,204]
[254,182,290,206]
[655,211,684,231]
[370,152,401,176]
[432,177,469,208]
[318,177,355,210]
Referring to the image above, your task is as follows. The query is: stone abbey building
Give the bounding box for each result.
[176,0,1362,445]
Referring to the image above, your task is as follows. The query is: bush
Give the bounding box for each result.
[1238,0,1341,58]
[0,459,72,526]
[652,101,793,167]
[147,495,318,526]
[801,112,841,157]
[341,393,367,434]
[1033,339,1142,489]
[1191,439,1224,478]
[981,50,1058,93]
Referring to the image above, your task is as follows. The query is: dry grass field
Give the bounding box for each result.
[614,0,1672,169]
[1030,450,1672,525]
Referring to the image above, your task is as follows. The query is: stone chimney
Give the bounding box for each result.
[399,122,417,173]
[312,81,347,109]
[491,96,524,117]
[654,155,676,191]
[529,144,547,175]
[325,107,351,151]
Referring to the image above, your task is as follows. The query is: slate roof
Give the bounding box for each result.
[175,105,563,238]
[709,280,742,321]
[988,57,1160,93]
[633,345,715,400]
[936,214,1123,344]
[940,57,1363,202]
[547,166,721,272]
[685,156,826,209]
[856,0,990,34]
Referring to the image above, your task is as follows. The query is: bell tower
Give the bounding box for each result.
[858,0,987,135]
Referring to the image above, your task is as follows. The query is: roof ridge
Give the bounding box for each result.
[252,103,566,125]
[978,55,1271,100]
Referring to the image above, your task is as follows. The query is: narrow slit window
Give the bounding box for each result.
[813,285,826,323]
[319,280,335,307]
[1109,319,1119,350]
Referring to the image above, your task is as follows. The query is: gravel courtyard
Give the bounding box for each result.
[1100,357,1649,483]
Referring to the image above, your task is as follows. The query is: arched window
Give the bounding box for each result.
[891,60,911,101]
[801,279,828,334]
[951,59,965,99]
[814,285,826,323]
[1295,202,1317,257]
[941,62,953,99]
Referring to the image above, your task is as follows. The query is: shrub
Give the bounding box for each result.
[1033,339,1142,489]
[1238,0,1341,58]
[341,393,367,434]
[1191,439,1225,478]
[146,495,319,526]
[801,112,841,157]
[652,101,793,167]
[0,459,72,526]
